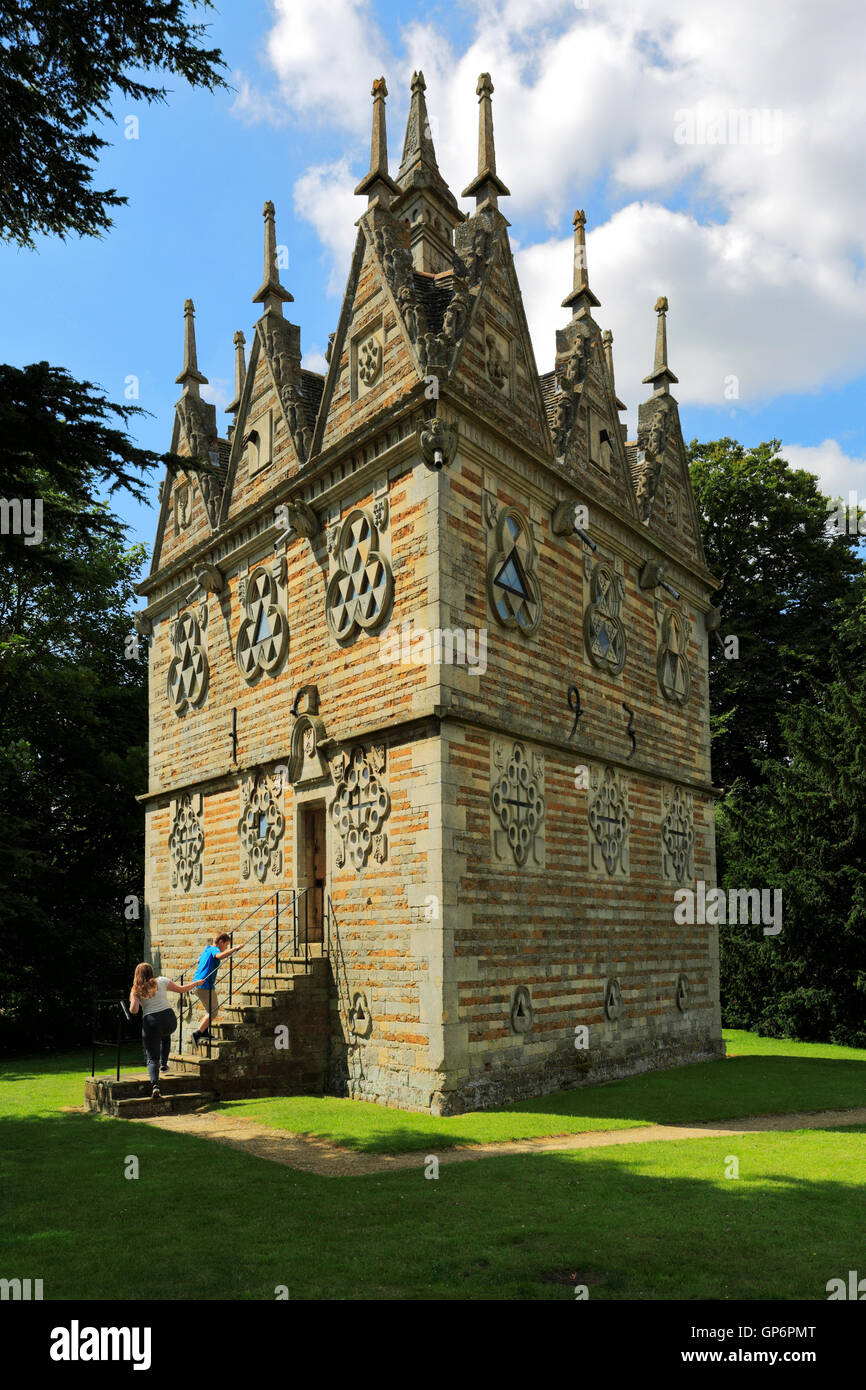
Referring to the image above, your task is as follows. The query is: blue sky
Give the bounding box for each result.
[2,0,864,557]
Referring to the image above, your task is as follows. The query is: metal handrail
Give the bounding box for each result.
[230,888,311,1003]
[90,997,138,1081]
[174,892,279,982]
[177,894,281,1059]
[172,886,327,1064]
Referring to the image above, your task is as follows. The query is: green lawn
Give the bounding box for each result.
[213,1029,866,1153]
[0,1042,863,1299]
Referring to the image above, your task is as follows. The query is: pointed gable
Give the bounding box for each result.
[150,300,228,575]
[218,312,320,525]
[632,297,707,569]
[313,211,427,456]
[445,208,551,456]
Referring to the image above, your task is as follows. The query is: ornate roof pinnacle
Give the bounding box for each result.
[461,72,510,209]
[226,330,246,416]
[175,298,208,395]
[355,76,401,208]
[561,208,600,314]
[252,201,293,313]
[642,294,679,394]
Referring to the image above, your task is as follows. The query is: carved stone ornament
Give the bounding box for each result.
[358,333,383,388]
[491,740,545,867]
[284,499,319,540]
[287,713,329,786]
[174,481,191,533]
[604,977,623,1021]
[661,784,695,884]
[634,398,673,522]
[510,985,533,1035]
[349,991,372,1037]
[331,744,391,870]
[676,973,690,1013]
[584,559,627,675]
[487,507,542,635]
[168,793,204,891]
[589,765,630,877]
[236,564,288,680]
[486,333,508,391]
[167,610,208,713]
[418,416,458,469]
[372,496,389,530]
[657,606,691,706]
[238,771,284,882]
[326,509,393,640]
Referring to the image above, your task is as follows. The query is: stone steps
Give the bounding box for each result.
[86,951,330,1115]
[85,1075,216,1117]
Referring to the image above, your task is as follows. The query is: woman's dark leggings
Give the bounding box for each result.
[141,1016,171,1088]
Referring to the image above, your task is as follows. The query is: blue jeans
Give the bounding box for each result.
[141,1015,171,1088]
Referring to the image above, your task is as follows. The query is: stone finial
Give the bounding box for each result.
[253,201,293,314]
[355,76,401,207]
[602,327,627,412]
[642,294,679,395]
[461,72,510,209]
[396,69,457,204]
[226,330,246,415]
[175,298,208,396]
[561,208,600,314]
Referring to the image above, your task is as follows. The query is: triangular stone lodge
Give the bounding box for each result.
[134,71,723,1114]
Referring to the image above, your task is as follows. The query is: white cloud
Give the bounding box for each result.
[516,201,866,409]
[292,160,359,295]
[302,347,329,375]
[202,378,231,415]
[780,440,866,502]
[260,0,389,133]
[248,0,866,409]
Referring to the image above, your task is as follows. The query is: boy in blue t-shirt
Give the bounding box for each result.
[191,932,242,1044]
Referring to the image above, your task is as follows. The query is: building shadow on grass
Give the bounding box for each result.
[1,1109,865,1300]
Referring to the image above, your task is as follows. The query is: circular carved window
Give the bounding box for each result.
[584,563,626,675]
[487,508,542,635]
[326,510,393,641]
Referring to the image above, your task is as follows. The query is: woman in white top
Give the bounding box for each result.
[129,963,198,1100]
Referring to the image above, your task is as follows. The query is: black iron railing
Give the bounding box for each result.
[174,888,328,1061]
[93,889,341,1087]
[90,997,139,1081]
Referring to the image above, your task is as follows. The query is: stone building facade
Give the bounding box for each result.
[135,71,724,1114]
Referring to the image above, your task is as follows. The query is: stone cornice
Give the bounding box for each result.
[137,706,718,804]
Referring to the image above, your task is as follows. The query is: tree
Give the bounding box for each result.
[689,438,864,793]
[0,366,175,1047]
[717,592,866,1046]
[0,0,226,248]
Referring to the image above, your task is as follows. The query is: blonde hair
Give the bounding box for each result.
[131,962,157,1000]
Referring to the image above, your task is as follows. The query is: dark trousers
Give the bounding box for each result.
[141,1015,171,1088]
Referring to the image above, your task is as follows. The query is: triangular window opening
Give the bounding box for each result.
[253,605,272,646]
[494,548,529,599]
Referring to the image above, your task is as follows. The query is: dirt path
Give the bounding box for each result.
[127,1105,866,1177]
